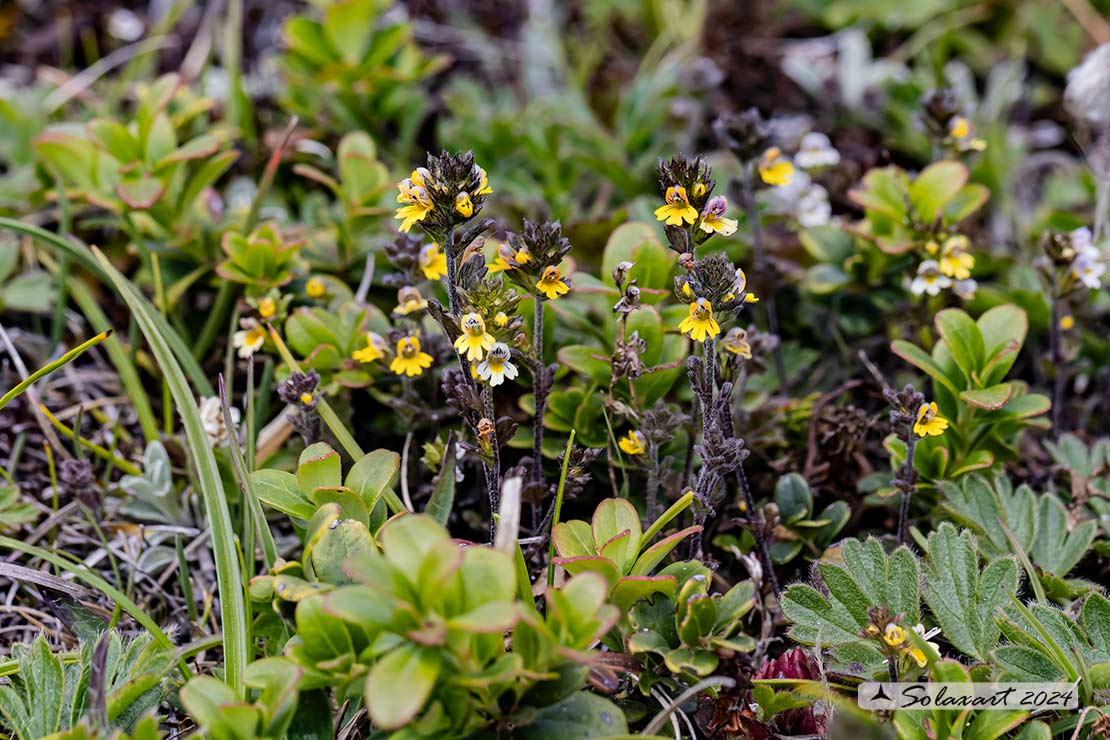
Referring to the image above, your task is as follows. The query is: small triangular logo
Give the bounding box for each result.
[870,684,890,702]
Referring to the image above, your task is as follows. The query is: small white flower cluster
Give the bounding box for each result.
[1069,227,1106,289]
[198,396,240,448]
[766,131,839,227]
[910,260,977,299]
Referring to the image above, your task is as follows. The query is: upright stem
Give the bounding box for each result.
[897,426,919,547]
[736,460,780,598]
[1049,280,1066,431]
[741,172,788,394]
[532,297,546,482]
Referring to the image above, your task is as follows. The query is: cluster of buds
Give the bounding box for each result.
[60,458,101,512]
[1039,227,1105,293]
[654,156,737,252]
[713,108,772,164]
[919,88,986,154]
[277,370,321,445]
[499,220,573,303]
[394,150,492,240]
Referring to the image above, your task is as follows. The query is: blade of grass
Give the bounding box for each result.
[546,430,576,588]
[0,218,213,395]
[0,330,111,411]
[92,247,247,698]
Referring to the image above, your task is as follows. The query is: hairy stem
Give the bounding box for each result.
[532,297,546,482]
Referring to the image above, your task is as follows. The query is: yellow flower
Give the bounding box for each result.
[654,185,698,226]
[419,243,448,281]
[487,242,514,273]
[305,276,326,298]
[925,240,939,255]
[232,321,267,359]
[905,645,927,668]
[913,402,949,437]
[395,177,435,232]
[476,342,518,387]
[300,392,314,405]
[390,336,433,377]
[493,311,510,328]
[258,297,277,319]
[455,191,474,218]
[537,265,570,300]
[679,280,694,299]
[678,298,721,342]
[883,623,907,647]
[395,286,428,315]
[515,246,532,265]
[723,328,752,358]
[744,293,759,303]
[948,117,987,152]
[700,195,738,236]
[759,147,794,186]
[352,332,388,364]
[939,236,974,280]
[692,182,707,198]
[476,166,493,195]
[1061,314,1076,331]
[618,430,646,456]
[453,312,495,361]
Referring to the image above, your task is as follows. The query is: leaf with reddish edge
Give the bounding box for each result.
[116,174,165,209]
[552,519,594,559]
[447,602,519,634]
[598,529,635,574]
[960,383,1013,410]
[552,555,621,588]
[610,575,677,612]
[591,498,642,570]
[630,526,702,576]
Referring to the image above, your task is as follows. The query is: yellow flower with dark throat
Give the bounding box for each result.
[454,312,495,361]
[305,276,326,298]
[537,265,570,300]
[883,623,907,647]
[699,196,738,236]
[455,191,474,218]
[678,298,721,342]
[394,285,428,315]
[939,235,974,280]
[395,176,435,232]
[390,336,433,377]
[476,342,518,386]
[493,311,510,328]
[654,185,698,226]
[692,182,707,198]
[418,243,448,280]
[258,297,277,319]
[618,430,646,456]
[758,147,794,186]
[913,402,949,437]
[723,327,752,358]
[352,332,388,364]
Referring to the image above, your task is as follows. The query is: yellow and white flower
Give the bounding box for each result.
[395,286,429,315]
[654,185,698,226]
[352,332,388,364]
[948,117,986,152]
[395,175,435,232]
[910,260,951,296]
[390,336,433,377]
[305,276,327,298]
[939,235,974,280]
[454,312,495,361]
[232,320,267,359]
[476,342,518,386]
[678,298,721,342]
[618,430,646,455]
[758,147,794,186]
[455,191,474,218]
[418,243,448,281]
[723,327,752,358]
[913,402,949,437]
[536,265,570,300]
[699,195,738,236]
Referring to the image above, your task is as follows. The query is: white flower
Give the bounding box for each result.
[953,279,978,300]
[198,396,239,447]
[232,320,266,359]
[1071,226,1098,258]
[1072,253,1106,289]
[793,132,840,170]
[1066,44,1110,125]
[911,260,952,296]
[797,184,832,227]
[476,343,518,387]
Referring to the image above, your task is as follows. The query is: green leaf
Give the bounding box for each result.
[513,691,629,739]
[116,173,165,209]
[251,469,315,520]
[800,226,855,262]
[891,339,959,396]
[775,474,813,524]
[590,499,641,575]
[3,271,53,313]
[960,383,1013,410]
[922,523,1016,662]
[425,437,455,525]
[935,308,984,382]
[364,644,439,730]
[553,519,596,559]
[297,443,343,495]
[1081,592,1110,652]
[909,161,968,222]
[346,448,400,510]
